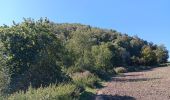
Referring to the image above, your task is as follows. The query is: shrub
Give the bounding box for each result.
[91,43,113,72]
[0,67,10,95]
[63,66,85,75]
[0,19,68,92]
[72,71,100,88]
[114,67,127,73]
[92,69,114,81]
[0,96,5,100]
[168,63,170,66]
[0,42,10,95]
[8,83,83,100]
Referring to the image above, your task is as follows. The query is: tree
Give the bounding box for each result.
[91,43,112,72]
[65,32,95,70]
[141,45,157,65]
[154,44,169,64]
[0,19,67,92]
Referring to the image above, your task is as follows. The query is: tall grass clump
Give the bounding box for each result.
[114,67,127,74]
[72,71,100,88]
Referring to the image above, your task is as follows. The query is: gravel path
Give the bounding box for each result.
[96,66,170,100]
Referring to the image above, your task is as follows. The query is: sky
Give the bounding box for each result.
[0,0,170,60]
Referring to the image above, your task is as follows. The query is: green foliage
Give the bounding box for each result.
[114,67,127,73]
[0,42,10,95]
[91,43,112,72]
[0,64,10,95]
[54,23,169,70]
[154,45,169,64]
[167,62,170,66]
[79,87,96,100]
[141,46,157,65]
[63,66,85,75]
[72,71,100,88]
[65,32,95,70]
[0,19,68,92]
[0,18,169,99]
[8,83,83,100]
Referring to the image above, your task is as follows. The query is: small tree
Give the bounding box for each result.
[154,45,169,64]
[0,19,67,92]
[65,32,95,70]
[91,43,112,72]
[141,45,157,65]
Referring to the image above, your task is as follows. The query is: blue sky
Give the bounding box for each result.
[0,0,170,60]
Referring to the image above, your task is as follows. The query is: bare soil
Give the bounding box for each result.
[95,66,170,100]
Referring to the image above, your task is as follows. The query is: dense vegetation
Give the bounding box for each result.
[0,18,169,99]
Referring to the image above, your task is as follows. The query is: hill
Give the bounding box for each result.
[0,18,169,99]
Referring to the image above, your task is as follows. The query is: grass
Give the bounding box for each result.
[114,67,127,74]
[7,83,83,100]
[79,80,106,100]
[80,87,96,100]
[72,71,100,88]
[4,71,104,100]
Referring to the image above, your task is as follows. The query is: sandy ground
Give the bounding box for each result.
[95,66,170,100]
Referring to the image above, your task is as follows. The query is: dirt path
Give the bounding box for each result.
[96,66,170,100]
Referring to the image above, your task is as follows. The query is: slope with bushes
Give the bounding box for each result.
[0,18,169,99]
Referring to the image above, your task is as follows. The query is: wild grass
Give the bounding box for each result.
[72,71,100,88]
[7,83,83,100]
[114,67,127,74]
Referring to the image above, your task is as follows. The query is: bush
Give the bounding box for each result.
[0,67,10,95]
[8,83,83,100]
[0,19,68,92]
[167,62,170,66]
[63,66,85,75]
[0,96,5,100]
[92,69,114,81]
[0,42,10,95]
[72,71,100,88]
[127,66,152,72]
[114,67,127,73]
